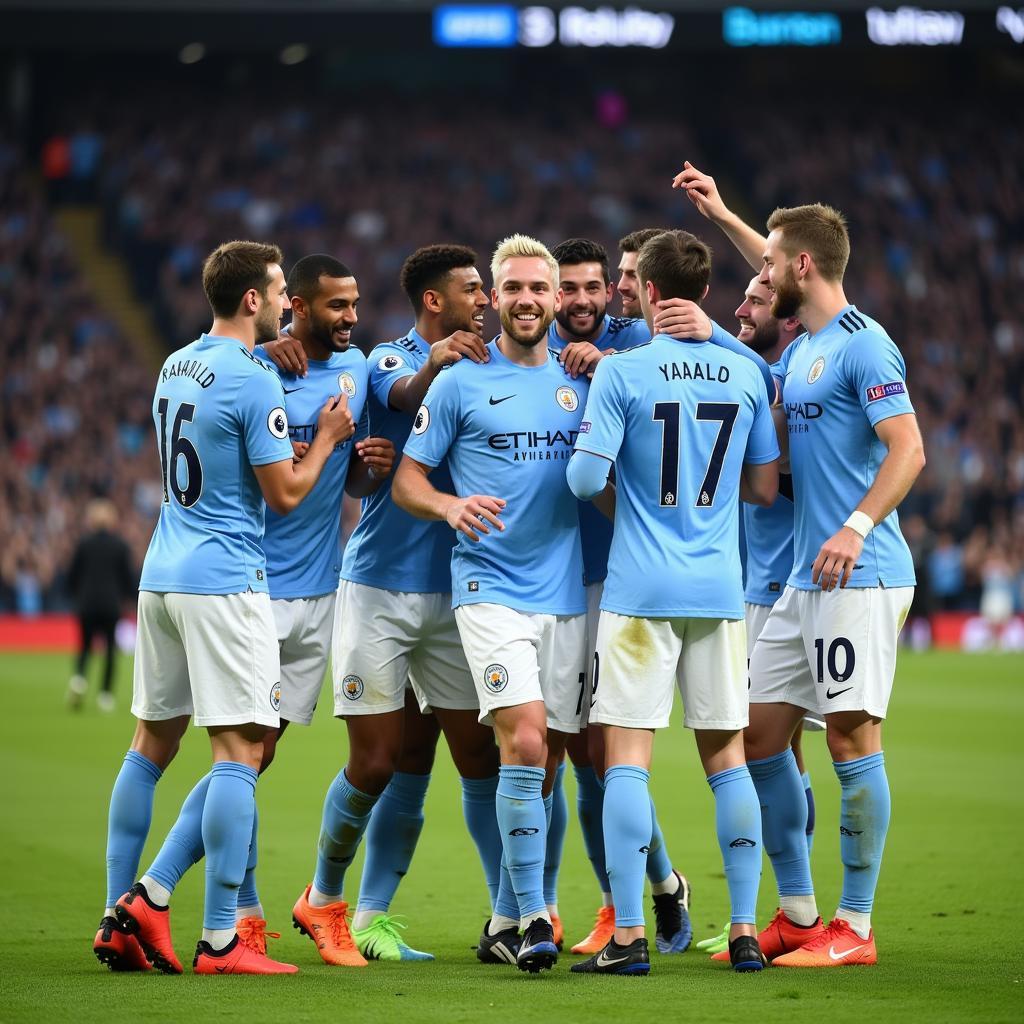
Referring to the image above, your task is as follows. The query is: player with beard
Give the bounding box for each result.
[292,245,517,966]
[394,235,598,974]
[567,229,779,975]
[676,162,925,967]
[539,238,692,957]
[697,275,824,957]
[99,242,354,976]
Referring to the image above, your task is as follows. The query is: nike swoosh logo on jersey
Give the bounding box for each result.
[829,943,868,961]
[489,394,515,405]
[826,686,853,699]
[596,949,630,968]
[283,386,303,394]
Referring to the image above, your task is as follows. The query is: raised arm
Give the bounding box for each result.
[672,161,767,272]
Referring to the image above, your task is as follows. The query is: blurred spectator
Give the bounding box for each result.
[66,499,137,712]
[3,73,1022,618]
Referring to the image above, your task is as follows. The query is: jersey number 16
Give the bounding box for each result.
[157,398,204,508]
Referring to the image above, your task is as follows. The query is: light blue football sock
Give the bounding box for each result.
[356,771,430,912]
[460,775,505,910]
[802,770,816,855]
[748,750,813,897]
[603,764,652,928]
[573,764,610,894]
[543,762,567,906]
[496,765,547,921]
[835,752,890,914]
[105,750,162,910]
[236,806,260,912]
[313,767,379,899]
[146,771,211,897]
[645,795,674,884]
[708,765,762,924]
[201,762,258,931]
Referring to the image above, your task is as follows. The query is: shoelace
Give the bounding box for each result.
[236,918,281,954]
[326,904,358,951]
[798,919,846,951]
[364,914,411,944]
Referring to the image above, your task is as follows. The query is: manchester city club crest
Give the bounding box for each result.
[342,674,364,700]
[556,386,579,411]
[483,663,508,693]
[807,356,826,384]
[338,372,357,397]
[270,682,282,712]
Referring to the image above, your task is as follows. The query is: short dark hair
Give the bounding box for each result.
[766,204,849,282]
[551,238,609,284]
[636,230,712,303]
[618,228,666,254]
[400,244,478,314]
[202,240,283,318]
[286,254,354,302]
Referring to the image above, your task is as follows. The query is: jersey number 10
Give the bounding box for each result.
[653,401,739,508]
[157,398,204,508]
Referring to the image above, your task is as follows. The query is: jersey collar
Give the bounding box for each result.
[406,326,431,357]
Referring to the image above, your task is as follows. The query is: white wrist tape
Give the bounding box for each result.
[844,510,875,539]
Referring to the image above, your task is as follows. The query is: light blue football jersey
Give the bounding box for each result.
[254,346,368,599]
[742,475,795,606]
[548,315,651,585]
[773,305,916,590]
[546,314,652,356]
[576,335,779,619]
[404,341,587,615]
[340,328,457,594]
[139,333,293,595]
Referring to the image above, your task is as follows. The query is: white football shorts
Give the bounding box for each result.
[133,590,281,728]
[748,585,914,720]
[332,580,476,716]
[745,600,824,731]
[590,611,748,731]
[454,603,587,735]
[271,592,335,725]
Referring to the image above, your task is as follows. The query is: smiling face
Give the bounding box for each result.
[436,266,489,337]
[735,275,780,355]
[492,255,560,348]
[554,260,612,341]
[762,229,804,320]
[304,274,359,353]
[616,250,642,318]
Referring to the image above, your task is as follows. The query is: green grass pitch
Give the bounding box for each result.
[1,650,1021,1022]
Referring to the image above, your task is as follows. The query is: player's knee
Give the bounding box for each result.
[349,753,397,795]
[505,724,546,767]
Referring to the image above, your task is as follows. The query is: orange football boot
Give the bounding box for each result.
[712,908,826,962]
[570,905,616,955]
[94,916,152,972]
[550,913,564,950]
[193,936,298,975]
[772,917,877,968]
[236,916,281,956]
[115,883,183,974]
[291,885,367,966]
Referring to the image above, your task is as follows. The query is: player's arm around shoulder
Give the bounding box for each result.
[567,355,622,505]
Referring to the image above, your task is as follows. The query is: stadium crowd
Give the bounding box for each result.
[6,87,1023,618]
